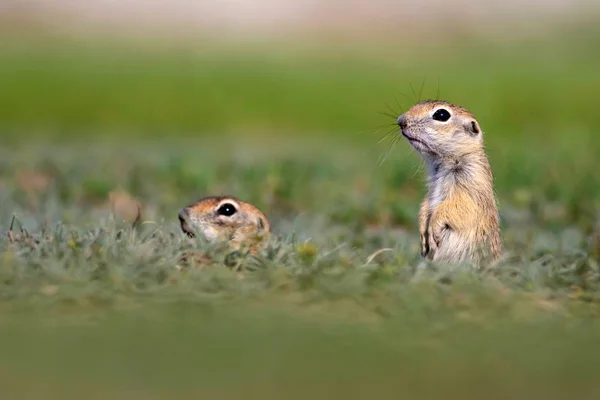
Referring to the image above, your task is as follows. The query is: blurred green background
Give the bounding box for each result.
[2,13,600,210]
[1,3,600,399]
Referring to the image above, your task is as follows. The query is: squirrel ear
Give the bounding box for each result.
[466,120,480,136]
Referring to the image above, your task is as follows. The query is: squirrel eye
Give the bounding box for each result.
[217,203,237,217]
[432,108,451,122]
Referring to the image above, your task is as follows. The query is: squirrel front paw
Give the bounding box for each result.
[430,222,451,253]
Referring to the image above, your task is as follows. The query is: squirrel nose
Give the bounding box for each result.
[178,207,190,223]
[397,114,406,129]
[178,207,196,238]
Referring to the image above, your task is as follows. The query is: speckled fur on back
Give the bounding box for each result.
[398,100,501,266]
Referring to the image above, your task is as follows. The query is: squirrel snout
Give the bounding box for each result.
[178,207,195,237]
[178,207,190,222]
[397,114,406,129]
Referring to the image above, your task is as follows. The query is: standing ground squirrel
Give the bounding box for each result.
[397,100,501,266]
[178,195,271,255]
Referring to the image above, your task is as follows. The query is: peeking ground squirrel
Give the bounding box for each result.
[397,100,501,266]
[178,195,271,256]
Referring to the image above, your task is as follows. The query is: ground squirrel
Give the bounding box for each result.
[397,100,501,266]
[178,195,271,255]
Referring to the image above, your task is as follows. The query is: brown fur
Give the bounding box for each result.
[398,100,501,266]
[178,195,271,255]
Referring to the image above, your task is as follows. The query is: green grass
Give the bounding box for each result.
[1,138,600,399]
[1,28,600,398]
[2,303,600,400]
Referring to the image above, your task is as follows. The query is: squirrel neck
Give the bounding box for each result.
[425,148,491,189]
